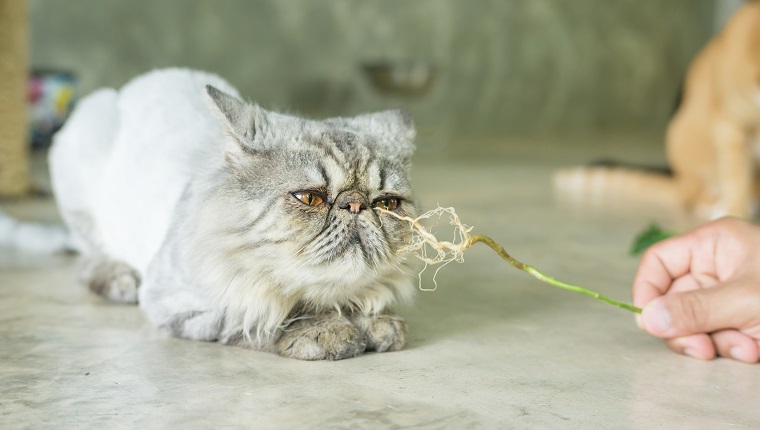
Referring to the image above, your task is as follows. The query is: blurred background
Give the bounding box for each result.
[6,4,760,426]
[0,0,745,196]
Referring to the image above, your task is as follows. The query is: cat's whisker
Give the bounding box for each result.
[282,249,318,274]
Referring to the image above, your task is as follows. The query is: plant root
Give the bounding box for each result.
[378,206,641,313]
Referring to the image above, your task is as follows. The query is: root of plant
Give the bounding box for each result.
[380,206,641,314]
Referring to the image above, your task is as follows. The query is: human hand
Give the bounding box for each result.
[632,217,760,363]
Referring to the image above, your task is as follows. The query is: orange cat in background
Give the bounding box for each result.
[554,1,760,219]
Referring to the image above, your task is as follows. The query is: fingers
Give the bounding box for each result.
[632,233,709,309]
[640,283,748,337]
[631,216,752,309]
[664,331,760,363]
[640,278,760,363]
[711,330,760,363]
[665,333,715,360]
[631,217,760,363]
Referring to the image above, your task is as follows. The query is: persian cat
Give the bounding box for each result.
[48,68,419,360]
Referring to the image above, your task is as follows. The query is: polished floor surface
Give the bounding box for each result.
[2,134,758,429]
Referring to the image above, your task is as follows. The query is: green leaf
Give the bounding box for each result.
[630,223,674,255]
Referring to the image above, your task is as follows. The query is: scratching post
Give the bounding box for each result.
[0,0,30,196]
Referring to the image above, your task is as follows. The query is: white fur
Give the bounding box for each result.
[50,69,238,273]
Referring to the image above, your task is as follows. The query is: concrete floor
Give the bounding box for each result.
[2,135,759,429]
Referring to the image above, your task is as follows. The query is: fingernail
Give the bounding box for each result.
[634,314,643,329]
[730,347,745,362]
[643,301,672,334]
[684,348,700,359]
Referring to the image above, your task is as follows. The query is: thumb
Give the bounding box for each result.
[640,284,746,337]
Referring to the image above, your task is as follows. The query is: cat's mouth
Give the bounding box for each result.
[337,216,384,265]
[351,222,375,261]
[299,214,390,269]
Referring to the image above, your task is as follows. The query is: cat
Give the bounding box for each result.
[43,68,420,360]
[554,1,760,220]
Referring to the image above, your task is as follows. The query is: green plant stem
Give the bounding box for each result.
[467,234,642,313]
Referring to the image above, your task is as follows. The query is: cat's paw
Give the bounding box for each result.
[275,316,367,361]
[351,313,407,352]
[81,257,140,304]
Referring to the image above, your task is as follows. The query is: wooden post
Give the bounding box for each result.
[0,0,30,197]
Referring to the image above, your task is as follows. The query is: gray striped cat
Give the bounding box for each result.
[48,69,419,360]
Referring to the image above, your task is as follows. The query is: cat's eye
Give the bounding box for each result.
[372,197,401,211]
[293,191,325,207]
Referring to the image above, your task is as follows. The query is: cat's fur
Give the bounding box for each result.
[48,68,420,360]
[554,1,760,219]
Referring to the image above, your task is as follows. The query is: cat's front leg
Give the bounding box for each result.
[274,314,366,361]
[713,117,753,218]
[80,256,140,304]
[350,313,407,352]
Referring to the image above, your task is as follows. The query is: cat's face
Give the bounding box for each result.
[236,133,417,284]
[199,86,418,304]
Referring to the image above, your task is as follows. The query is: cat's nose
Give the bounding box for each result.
[340,200,366,214]
[346,202,364,214]
[337,192,368,214]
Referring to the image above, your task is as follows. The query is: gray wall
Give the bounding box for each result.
[29,0,714,140]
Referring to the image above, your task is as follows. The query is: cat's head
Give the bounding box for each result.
[194,85,419,312]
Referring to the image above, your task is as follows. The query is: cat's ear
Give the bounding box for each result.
[204,85,266,155]
[351,109,416,158]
